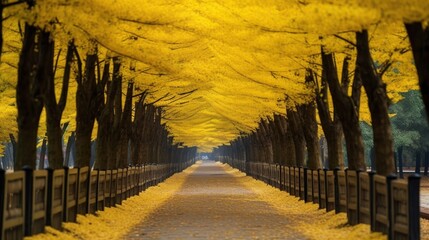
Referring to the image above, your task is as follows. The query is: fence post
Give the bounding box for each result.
[386,174,397,240]
[23,166,33,236]
[407,174,420,240]
[303,167,308,202]
[334,167,340,213]
[367,171,375,231]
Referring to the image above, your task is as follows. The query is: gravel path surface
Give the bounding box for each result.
[125,161,306,239]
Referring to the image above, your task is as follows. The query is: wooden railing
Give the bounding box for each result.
[221,158,421,240]
[0,160,194,239]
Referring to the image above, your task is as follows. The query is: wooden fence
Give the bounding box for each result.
[222,158,421,240]
[0,160,194,239]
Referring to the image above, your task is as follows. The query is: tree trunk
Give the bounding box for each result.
[9,134,17,166]
[118,81,133,168]
[397,146,404,178]
[41,32,73,169]
[415,151,421,174]
[297,102,321,170]
[313,67,344,170]
[356,30,395,176]
[75,52,98,168]
[260,120,274,163]
[274,115,292,166]
[424,151,429,176]
[405,22,429,124]
[111,58,122,168]
[132,98,144,166]
[16,24,44,169]
[321,50,366,171]
[287,109,306,167]
[283,118,296,167]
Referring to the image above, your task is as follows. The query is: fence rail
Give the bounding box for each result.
[0,160,194,239]
[221,158,421,240]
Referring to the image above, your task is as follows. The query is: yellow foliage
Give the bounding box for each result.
[0,0,424,151]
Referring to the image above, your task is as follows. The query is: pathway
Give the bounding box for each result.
[125,161,305,239]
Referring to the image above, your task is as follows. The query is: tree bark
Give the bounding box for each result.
[75,51,98,168]
[118,81,133,168]
[313,67,344,170]
[280,116,296,167]
[357,30,395,176]
[260,119,274,163]
[16,24,44,169]
[287,108,306,167]
[405,22,429,124]
[42,34,73,169]
[131,96,146,166]
[297,102,321,170]
[397,146,404,178]
[321,49,366,171]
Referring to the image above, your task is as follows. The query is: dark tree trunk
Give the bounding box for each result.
[415,151,421,174]
[131,96,146,166]
[424,151,429,176]
[42,34,73,169]
[75,52,98,168]
[297,102,321,170]
[16,24,44,169]
[287,109,306,167]
[118,81,133,168]
[260,120,274,163]
[321,50,366,171]
[370,146,376,171]
[111,59,122,168]
[274,115,292,166]
[95,58,123,170]
[299,71,321,170]
[313,67,344,170]
[397,146,404,178]
[405,22,429,123]
[9,134,17,165]
[283,117,296,167]
[140,104,155,165]
[356,30,395,176]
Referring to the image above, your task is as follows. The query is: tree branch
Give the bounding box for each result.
[334,34,356,47]
[58,41,74,113]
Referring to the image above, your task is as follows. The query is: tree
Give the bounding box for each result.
[15,23,44,169]
[42,37,73,169]
[405,23,429,123]
[357,30,395,176]
[286,107,306,167]
[312,65,344,170]
[321,50,366,171]
[75,49,103,168]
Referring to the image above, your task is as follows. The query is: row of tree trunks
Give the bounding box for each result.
[222,108,321,169]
